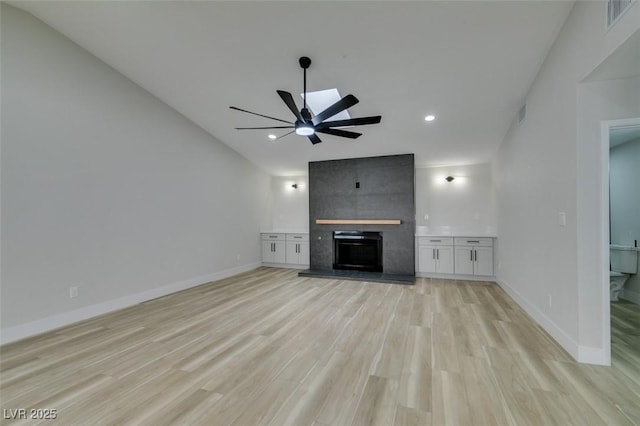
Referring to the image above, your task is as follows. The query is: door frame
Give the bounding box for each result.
[600,117,640,365]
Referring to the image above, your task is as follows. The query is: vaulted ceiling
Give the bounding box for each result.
[12,1,574,175]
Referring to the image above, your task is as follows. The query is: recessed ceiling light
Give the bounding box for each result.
[425,115,436,122]
[268,134,277,140]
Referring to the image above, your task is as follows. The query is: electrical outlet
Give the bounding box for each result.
[547,294,552,308]
[558,211,566,227]
[70,286,78,299]
[236,254,241,261]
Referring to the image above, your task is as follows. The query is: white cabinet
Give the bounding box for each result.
[261,233,286,264]
[473,247,494,276]
[454,237,493,276]
[418,237,454,273]
[416,235,495,278]
[454,246,474,275]
[286,234,310,266]
[261,232,309,266]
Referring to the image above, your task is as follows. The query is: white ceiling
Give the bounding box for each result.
[585,28,640,82]
[12,1,574,175]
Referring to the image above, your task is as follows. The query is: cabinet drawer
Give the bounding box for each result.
[261,233,285,241]
[418,237,453,246]
[286,233,309,242]
[454,237,493,247]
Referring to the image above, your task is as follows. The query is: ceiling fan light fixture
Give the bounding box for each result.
[230,56,381,145]
[295,125,315,136]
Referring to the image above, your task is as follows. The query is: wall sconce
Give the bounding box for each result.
[445,176,455,182]
[292,184,299,189]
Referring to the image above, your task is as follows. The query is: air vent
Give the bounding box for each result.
[518,104,527,124]
[607,0,633,29]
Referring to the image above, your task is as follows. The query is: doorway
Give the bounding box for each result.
[602,118,640,368]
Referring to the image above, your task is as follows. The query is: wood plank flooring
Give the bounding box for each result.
[1,267,639,425]
[611,299,640,393]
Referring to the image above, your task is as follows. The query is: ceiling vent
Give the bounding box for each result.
[607,0,634,30]
[518,104,527,124]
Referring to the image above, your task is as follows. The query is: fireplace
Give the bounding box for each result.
[333,231,383,272]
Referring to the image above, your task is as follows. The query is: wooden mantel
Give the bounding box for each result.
[315,219,402,225]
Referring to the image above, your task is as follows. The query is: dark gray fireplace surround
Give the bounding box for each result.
[299,154,415,284]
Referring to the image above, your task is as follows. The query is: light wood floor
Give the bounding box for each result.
[1,267,639,425]
[611,298,640,392]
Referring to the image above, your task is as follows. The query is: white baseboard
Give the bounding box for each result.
[578,345,609,365]
[496,278,609,366]
[621,288,640,305]
[262,262,309,270]
[0,262,261,345]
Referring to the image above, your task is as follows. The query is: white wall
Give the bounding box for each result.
[610,137,640,301]
[269,163,500,236]
[0,5,271,343]
[415,163,496,235]
[269,176,309,232]
[576,76,640,354]
[494,0,640,364]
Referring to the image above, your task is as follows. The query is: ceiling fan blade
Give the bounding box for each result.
[316,128,362,139]
[311,94,359,126]
[277,90,304,122]
[234,126,294,130]
[308,134,322,144]
[315,116,382,130]
[276,130,295,140]
[229,106,293,124]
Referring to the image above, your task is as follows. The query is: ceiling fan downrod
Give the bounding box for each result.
[299,56,311,113]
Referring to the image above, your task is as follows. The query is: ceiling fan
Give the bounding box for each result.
[230,56,382,145]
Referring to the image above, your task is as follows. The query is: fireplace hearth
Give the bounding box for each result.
[333,231,383,272]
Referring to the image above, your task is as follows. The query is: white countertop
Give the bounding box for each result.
[415,233,497,238]
[261,229,497,237]
[260,230,309,234]
[415,226,497,238]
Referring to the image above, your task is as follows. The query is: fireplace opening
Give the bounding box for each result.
[333,231,383,272]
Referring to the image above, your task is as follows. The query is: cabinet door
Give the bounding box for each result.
[286,241,299,264]
[474,247,493,276]
[298,242,310,266]
[418,246,437,273]
[262,241,274,263]
[273,241,286,264]
[436,247,454,274]
[455,247,474,275]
